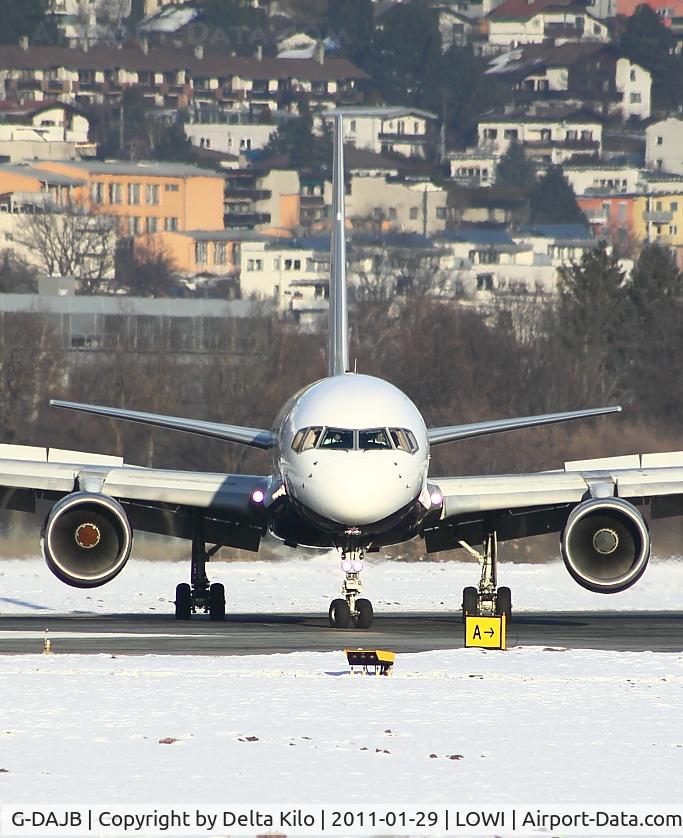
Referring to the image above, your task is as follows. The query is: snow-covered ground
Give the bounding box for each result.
[1,556,683,616]
[1,559,682,818]
[1,648,683,806]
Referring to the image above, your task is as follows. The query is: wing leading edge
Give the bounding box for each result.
[427,405,622,445]
[50,400,275,450]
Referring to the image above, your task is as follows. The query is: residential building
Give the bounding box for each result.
[0,102,95,162]
[646,118,683,174]
[435,6,482,49]
[448,150,499,185]
[35,160,225,234]
[0,43,367,112]
[563,163,644,196]
[486,43,652,120]
[486,0,609,51]
[347,177,449,236]
[224,167,302,233]
[448,185,529,226]
[238,236,330,322]
[49,0,132,47]
[317,107,438,159]
[185,113,279,155]
[477,104,603,164]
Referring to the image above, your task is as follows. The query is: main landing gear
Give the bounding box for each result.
[329,547,374,630]
[175,515,225,621]
[459,529,512,619]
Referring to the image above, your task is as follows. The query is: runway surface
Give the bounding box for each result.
[1,611,682,655]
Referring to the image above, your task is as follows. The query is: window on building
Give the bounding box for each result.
[436,206,447,220]
[91,182,104,203]
[670,224,678,235]
[128,216,140,235]
[504,129,518,139]
[389,207,397,220]
[484,128,498,140]
[128,183,140,204]
[146,184,160,205]
[540,129,551,141]
[671,201,678,211]
[195,241,208,264]
[146,216,158,233]
[629,92,641,103]
[349,119,356,132]
[372,207,383,219]
[108,182,121,204]
[409,207,418,220]
[630,68,636,81]
[581,130,592,142]
[164,183,180,192]
[164,216,178,231]
[293,259,301,270]
[213,242,227,265]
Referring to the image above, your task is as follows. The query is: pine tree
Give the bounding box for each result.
[495,141,536,189]
[556,243,627,403]
[625,244,683,419]
[530,166,586,224]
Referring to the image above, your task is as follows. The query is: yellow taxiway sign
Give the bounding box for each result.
[464,614,507,649]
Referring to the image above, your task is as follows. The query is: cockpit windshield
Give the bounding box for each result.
[292,426,419,454]
[320,428,355,449]
[359,428,391,450]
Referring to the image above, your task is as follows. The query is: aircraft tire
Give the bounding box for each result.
[353,598,374,629]
[175,583,192,620]
[496,586,512,619]
[329,598,351,628]
[462,586,478,617]
[209,582,226,621]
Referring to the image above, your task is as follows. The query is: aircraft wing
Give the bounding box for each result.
[426,451,683,550]
[0,444,271,550]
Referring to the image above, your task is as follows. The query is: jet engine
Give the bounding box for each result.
[561,497,650,593]
[41,492,132,588]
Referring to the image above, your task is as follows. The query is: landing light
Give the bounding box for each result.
[251,489,265,504]
[430,491,443,507]
[342,558,363,573]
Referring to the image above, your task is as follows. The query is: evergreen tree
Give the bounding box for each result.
[495,141,536,189]
[263,104,332,170]
[153,123,197,163]
[556,243,627,403]
[1,0,55,45]
[324,0,373,67]
[625,244,683,418]
[619,5,683,111]
[437,45,507,148]
[369,2,441,108]
[530,166,586,224]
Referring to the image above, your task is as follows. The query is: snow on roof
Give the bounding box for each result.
[139,5,199,33]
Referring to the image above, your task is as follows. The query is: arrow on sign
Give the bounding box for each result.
[485,627,495,637]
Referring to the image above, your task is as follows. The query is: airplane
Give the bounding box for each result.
[1,114,683,629]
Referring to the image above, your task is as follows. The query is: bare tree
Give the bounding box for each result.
[115,237,186,298]
[14,201,118,294]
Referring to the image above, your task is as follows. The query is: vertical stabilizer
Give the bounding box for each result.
[328,113,349,376]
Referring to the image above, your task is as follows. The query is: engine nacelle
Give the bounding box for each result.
[561,497,650,593]
[41,492,132,588]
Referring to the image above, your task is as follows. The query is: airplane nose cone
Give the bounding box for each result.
[312,459,413,526]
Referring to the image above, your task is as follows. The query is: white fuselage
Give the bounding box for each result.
[275,374,431,531]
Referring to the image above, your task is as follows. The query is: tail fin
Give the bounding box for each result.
[328,113,349,377]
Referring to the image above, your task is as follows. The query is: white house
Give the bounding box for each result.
[477,105,602,164]
[318,107,437,159]
[346,176,449,236]
[486,0,610,50]
[646,118,683,175]
[563,163,644,196]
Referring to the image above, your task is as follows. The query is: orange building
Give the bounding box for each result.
[577,193,640,251]
[34,160,225,236]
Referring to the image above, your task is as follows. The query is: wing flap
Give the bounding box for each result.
[434,454,683,519]
[0,452,268,517]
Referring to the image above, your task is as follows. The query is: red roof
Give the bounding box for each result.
[488,0,585,21]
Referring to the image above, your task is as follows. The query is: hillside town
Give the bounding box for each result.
[0,0,681,328]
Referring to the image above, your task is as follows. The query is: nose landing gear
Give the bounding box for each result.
[459,529,512,619]
[328,547,374,629]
